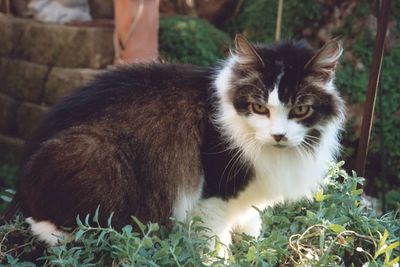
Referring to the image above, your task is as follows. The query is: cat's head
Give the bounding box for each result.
[214,34,345,155]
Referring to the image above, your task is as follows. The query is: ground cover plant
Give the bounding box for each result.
[1,162,398,266]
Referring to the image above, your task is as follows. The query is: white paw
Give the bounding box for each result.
[26,217,70,246]
[233,209,262,239]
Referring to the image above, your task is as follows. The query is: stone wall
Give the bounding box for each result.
[0,14,114,165]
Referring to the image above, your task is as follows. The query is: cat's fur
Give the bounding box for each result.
[16,35,345,250]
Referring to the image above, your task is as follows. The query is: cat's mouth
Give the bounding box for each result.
[272,143,287,148]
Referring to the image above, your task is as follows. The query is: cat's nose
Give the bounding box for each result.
[272,134,286,142]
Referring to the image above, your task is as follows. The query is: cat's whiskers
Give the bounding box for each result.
[300,140,316,154]
[203,145,235,155]
[219,144,245,194]
[304,134,321,142]
[303,138,320,147]
[222,136,257,196]
[294,145,307,162]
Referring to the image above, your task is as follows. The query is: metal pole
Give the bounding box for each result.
[275,0,283,41]
[355,0,391,177]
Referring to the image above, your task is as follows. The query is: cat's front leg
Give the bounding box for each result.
[193,197,232,258]
[232,208,262,241]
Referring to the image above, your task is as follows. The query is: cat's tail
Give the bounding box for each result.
[0,196,21,225]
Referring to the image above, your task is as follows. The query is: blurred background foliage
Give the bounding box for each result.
[159,16,230,66]
[0,0,399,213]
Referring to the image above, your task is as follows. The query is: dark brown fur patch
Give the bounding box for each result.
[18,64,211,229]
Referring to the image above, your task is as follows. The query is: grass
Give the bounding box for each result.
[0,162,399,266]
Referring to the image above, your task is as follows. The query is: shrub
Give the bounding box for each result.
[0,165,17,214]
[159,16,231,66]
[1,163,399,266]
[225,0,322,42]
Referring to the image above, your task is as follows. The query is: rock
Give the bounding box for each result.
[0,14,114,69]
[44,67,102,104]
[0,93,18,135]
[0,134,24,165]
[16,102,48,139]
[0,57,49,103]
[88,0,113,19]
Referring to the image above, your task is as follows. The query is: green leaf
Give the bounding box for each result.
[132,216,146,233]
[337,161,345,167]
[149,223,159,232]
[107,212,114,227]
[143,237,153,248]
[329,224,346,233]
[123,225,133,235]
[0,195,12,202]
[246,246,257,262]
[76,215,83,227]
[376,240,400,257]
[332,216,350,225]
[387,256,399,266]
[75,229,85,241]
[306,210,316,219]
[351,189,363,196]
[319,230,325,251]
[378,229,390,251]
[315,188,325,202]
[93,206,100,224]
[5,188,16,194]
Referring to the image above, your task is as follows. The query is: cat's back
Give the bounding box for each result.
[24,63,212,160]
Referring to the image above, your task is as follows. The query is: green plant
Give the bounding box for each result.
[225,0,322,42]
[1,163,399,266]
[0,165,17,213]
[159,16,231,66]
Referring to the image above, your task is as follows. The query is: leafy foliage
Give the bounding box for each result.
[0,165,17,213]
[1,163,399,266]
[159,16,231,66]
[225,0,322,42]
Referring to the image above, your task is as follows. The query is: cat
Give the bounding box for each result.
[14,34,345,253]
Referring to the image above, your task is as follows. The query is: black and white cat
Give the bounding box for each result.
[15,35,345,253]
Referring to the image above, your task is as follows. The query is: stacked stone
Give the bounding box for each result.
[0,14,114,165]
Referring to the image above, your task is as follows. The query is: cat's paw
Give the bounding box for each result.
[232,209,262,241]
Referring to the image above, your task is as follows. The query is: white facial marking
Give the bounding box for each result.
[267,88,280,107]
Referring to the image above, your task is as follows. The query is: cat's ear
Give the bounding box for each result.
[305,39,343,81]
[234,34,265,67]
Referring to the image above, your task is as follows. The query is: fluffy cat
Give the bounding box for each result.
[14,34,345,252]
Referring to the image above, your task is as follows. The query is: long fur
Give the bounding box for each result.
[12,38,345,254]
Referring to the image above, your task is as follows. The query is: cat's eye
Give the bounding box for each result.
[290,105,312,118]
[249,103,269,115]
